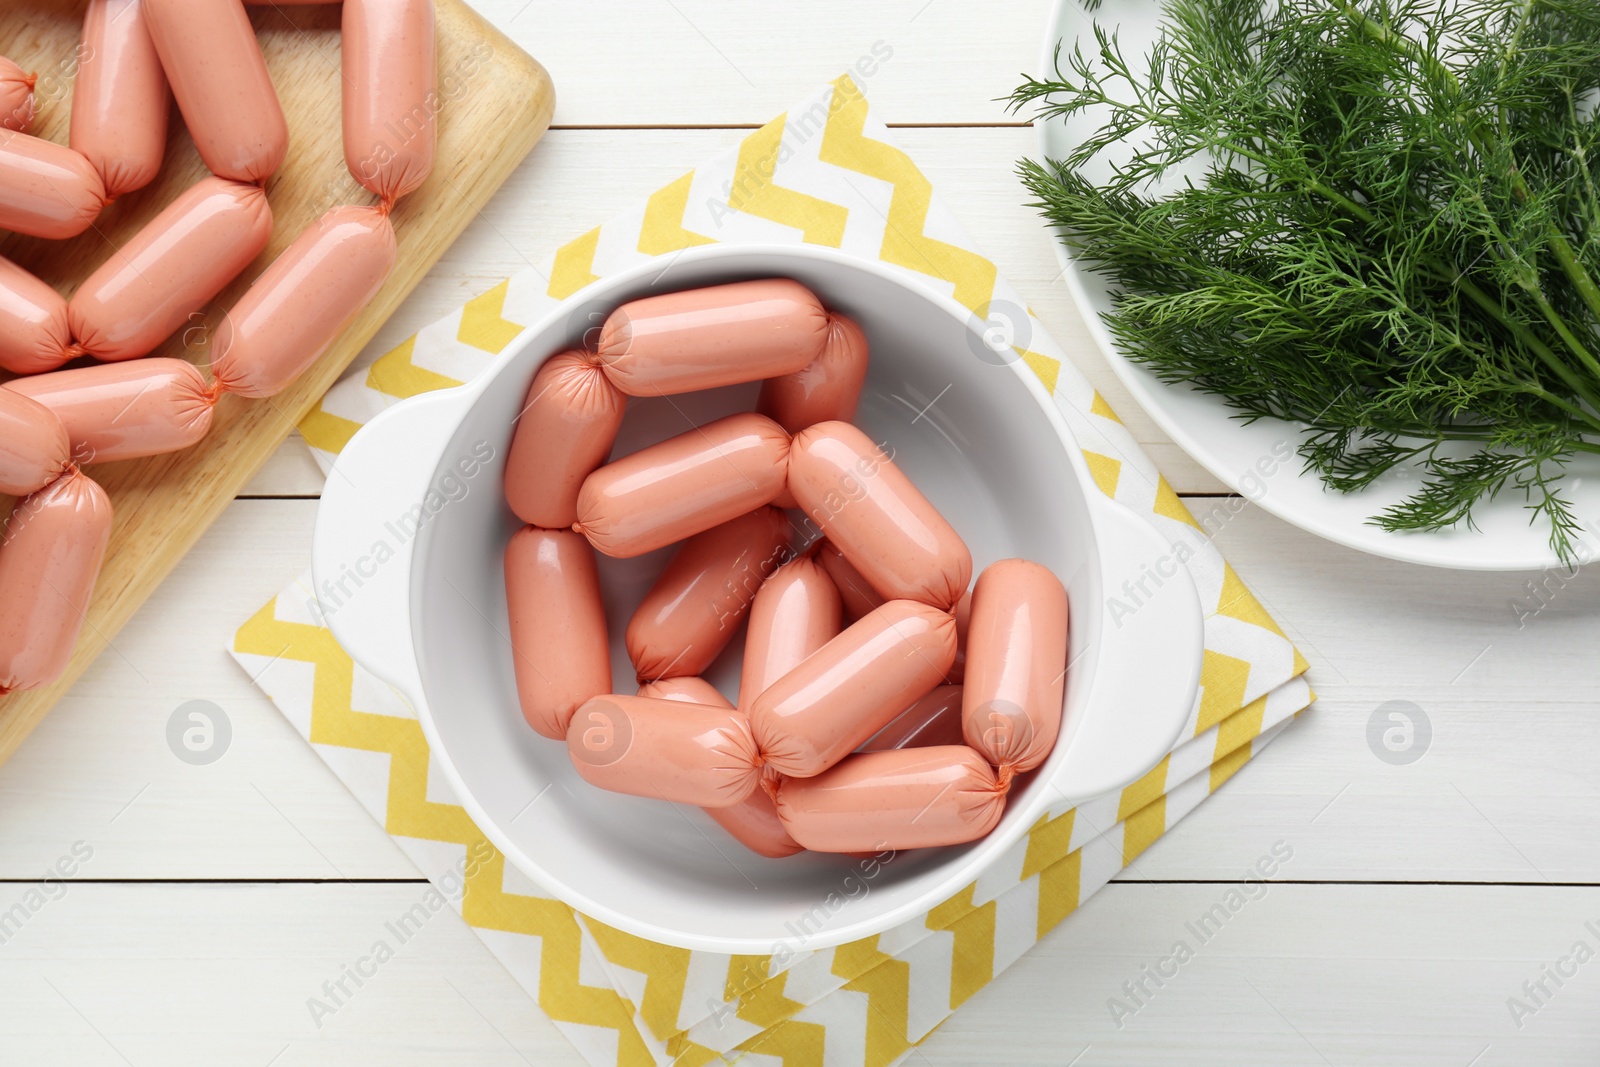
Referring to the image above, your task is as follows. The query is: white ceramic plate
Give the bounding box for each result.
[1036,0,1600,570]
[313,244,1204,954]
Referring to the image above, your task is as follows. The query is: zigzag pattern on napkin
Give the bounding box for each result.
[731,113,851,247]
[234,588,1306,1067]
[643,690,1305,1061]
[821,77,997,317]
[234,603,660,1066]
[588,707,1294,1059]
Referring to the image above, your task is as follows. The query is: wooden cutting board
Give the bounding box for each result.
[0,1,554,763]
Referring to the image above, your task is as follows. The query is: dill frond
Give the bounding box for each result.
[1015,0,1600,560]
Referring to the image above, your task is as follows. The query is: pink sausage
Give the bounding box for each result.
[70,0,170,199]
[565,694,763,808]
[142,0,288,182]
[504,527,611,741]
[962,560,1070,775]
[0,57,35,133]
[636,676,729,705]
[631,678,803,857]
[0,133,106,240]
[748,599,956,778]
[5,359,215,465]
[597,279,829,397]
[737,553,841,711]
[342,0,436,202]
[947,590,971,684]
[503,351,626,529]
[707,772,803,858]
[773,746,1006,853]
[787,421,972,612]
[0,389,70,496]
[861,684,965,751]
[574,412,790,558]
[814,538,884,623]
[70,176,273,363]
[0,471,114,694]
[758,313,870,434]
[211,205,396,398]
[626,507,791,682]
[0,256,76,374]
[762,313,869,509]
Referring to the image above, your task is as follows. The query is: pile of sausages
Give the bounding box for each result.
[0,0,435,695]
[502,279,1072,856]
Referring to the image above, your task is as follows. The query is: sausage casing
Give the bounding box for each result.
[69,176,272,363]
[342,0,437,202]
[0,133,105,240]
[574,412,789,558]
[504,526,611,741]
[0,471,114,693]
[814,537,885,623]
[6,359,214,464]
[962,559,1070,774]
[748,599,956,777]
[0,56,35,133]
[773,746,1006,853]
[634,676,804,858]
[636,676,728,706]
[212,206,396,398]
[71,0,170,198]
[737,553,841,711]
[0,256,75,375]
[947,590,971,684]
[787,421,971,611]
[143,0,289,182]
[758,313,870,434]
[0,389,70,496]
[503,351,626,529]
[566,694,763,808]
[626,506,791,682]
[597,279,829,397]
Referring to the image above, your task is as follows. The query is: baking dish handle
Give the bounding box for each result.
[311,386,481,708]
[1047,493,1205,803]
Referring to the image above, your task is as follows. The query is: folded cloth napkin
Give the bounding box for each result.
[232,72,1313,1067]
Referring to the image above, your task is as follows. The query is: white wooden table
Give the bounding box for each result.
[4,3,1597,1064]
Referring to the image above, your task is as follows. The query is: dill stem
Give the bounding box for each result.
[1548,235,1600,327]
[1179,133,1382,227]
[1524,282,1600,391]
[1456,274,1600,413]
[1520,384,1600,436]
[1332,0,1458,89]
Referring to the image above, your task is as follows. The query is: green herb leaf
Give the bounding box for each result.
[1015,0,1600,561]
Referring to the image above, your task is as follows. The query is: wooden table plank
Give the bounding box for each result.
[926,882,1600,1066]
[0,883,577,1066]
[0,882,1593,1065]
[239,434,325,498]
[0,500,416,881]
[479,0,1042,127]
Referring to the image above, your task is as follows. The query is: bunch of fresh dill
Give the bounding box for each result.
[1013,0,1600,559]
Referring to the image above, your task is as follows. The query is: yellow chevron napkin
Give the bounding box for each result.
[231,73,1313,1066]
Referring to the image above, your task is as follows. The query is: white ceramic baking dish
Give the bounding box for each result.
[312,244,1203,954]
